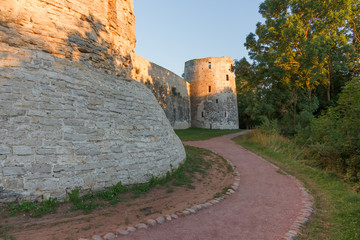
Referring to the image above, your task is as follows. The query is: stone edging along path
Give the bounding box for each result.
[80,131,314,240]
[80,152,242,240]
[244,149,314,240]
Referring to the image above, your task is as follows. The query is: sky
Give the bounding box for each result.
[134,0,265,76]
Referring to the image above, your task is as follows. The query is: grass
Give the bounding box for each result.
[174,127,242,141]
[233,131,360,240]
[8,198,59,218]
[3,146,231,219]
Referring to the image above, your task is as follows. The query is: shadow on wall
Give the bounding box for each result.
[61,14,132,78]
[191,87,239,129]
[0,12,187,203]
[1,14,132,201]
[0,13,132,78]
[133,61,191,128]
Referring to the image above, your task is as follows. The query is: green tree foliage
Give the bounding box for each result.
[235,0,360,184]
[236,0,359,134]
[234,58,261,129]
[305,78,360,183]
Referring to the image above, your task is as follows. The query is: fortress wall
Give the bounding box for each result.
[132,54,191,129]
[0,45,185,203]
[0,0,136,78]
[184,57,239,129]
[0,0,186,204]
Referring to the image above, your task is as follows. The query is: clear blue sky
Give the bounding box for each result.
[134,0,264,76]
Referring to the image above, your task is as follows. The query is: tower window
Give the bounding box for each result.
[209,86,211,92]
[209,62,211,69]
[226,74,229,81]
[225,112,227,117]
[202,112,204,117]
[216,99,218,103]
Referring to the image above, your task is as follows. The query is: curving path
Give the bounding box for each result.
[120,131,304,240]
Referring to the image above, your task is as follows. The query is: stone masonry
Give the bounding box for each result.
[184,57,239,129]
[132,54,191,129]
[0,0,136,78]
[0,0,186,203]
[0,0,239,204]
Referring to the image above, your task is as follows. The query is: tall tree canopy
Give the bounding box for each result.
[235,0,360,133]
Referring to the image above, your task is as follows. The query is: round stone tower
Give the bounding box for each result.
[184,57,239,129]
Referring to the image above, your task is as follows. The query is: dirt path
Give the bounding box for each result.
[120,131,304,240]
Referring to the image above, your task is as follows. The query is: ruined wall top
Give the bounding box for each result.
[0,0,136,78]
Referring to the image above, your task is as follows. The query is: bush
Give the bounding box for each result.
[303,78,360,183]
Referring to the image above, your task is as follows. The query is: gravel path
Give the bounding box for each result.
[118,131,305,240]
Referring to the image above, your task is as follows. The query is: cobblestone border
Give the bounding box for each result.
[242,148,314,240]
[79,157,241,240]
[282,176,314,240]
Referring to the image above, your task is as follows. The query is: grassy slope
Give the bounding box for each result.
[175,128,242,141]
[233,133,360,240]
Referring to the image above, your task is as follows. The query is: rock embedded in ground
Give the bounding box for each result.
[156,216,165,224]
[103,233,116,240]
[127,226,136,232]
[136,223,148,230]
[116,229,129,236]
[92,235,103,240]
[182,210,191,216]
[187,208,196,214]
[147,219,157,227]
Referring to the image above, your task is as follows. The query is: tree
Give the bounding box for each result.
[307,78,360,181]
[234,58,260,129]
[239,0,360,134]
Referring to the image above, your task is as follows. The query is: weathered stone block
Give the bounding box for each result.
[30,164,52,174]
[0,145,10,155]
[3,167,25,176]
[13,146,33,155]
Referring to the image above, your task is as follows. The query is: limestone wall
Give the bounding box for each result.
[132,54,191,129]
[184,57,239,129]
[0,0,136,78]
[0,0,186,204]
[0,44,185,203]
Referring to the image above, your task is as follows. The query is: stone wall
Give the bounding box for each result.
[0,0,186,204]
[184,57,239,129]
[0,0,136,78]
[132,54,191,129]
[0,44,185,203]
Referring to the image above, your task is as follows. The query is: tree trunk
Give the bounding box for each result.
[327,51,332,102]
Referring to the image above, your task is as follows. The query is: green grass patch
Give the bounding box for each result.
[175,128,242,141]
[8,198,59,218]
[233,132,360,240]
[5,146,231,218]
